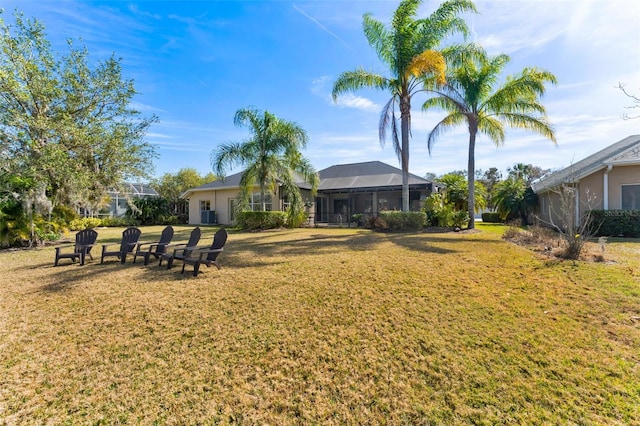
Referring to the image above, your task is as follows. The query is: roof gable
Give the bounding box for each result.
[532,135,640,193]
[318,161,431,191]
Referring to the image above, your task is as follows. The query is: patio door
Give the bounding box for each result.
[229,199,236,223]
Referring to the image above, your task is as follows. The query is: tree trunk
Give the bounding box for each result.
[400,94,411,212]
[467,123,477,229]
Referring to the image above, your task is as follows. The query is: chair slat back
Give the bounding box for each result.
[120,227,142,253]
[205,228,228,261]
[184,227,202,257]
[75,229,98,252]
[154,226,174,254]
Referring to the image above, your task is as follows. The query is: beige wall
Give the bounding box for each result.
[608,165,640,209]
[187,188,241,226]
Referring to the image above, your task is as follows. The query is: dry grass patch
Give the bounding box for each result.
[0,225,639,424]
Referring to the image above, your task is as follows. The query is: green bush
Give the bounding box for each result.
[378,211,426,231]
[481,212,504,223]
[69,217,102,231]
[51,205,79,226]
[237,211,287,230]
[0,198,30,247]
[100,216,132,227]
[590,210,640,237]
[451,210,470,228]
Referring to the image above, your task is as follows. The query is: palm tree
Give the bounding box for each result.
[211,107,319,218]
[332,0,476,211]
[423,47,557,228]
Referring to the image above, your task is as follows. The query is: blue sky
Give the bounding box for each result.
[1,0,639,180]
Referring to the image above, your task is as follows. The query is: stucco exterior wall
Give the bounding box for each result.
[187,188,241,225]
[608,165,640,209]
[579,170,604,214]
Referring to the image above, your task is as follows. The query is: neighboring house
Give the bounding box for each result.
[181,161,437,226]
[532,134,640,225]
[102,183,159,218]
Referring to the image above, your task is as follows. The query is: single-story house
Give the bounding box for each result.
[181,161,437,226]
[532,134,640,225]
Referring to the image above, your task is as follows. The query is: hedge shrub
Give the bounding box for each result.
[379,211,426,231]
[590,210,640,237]
[481,212,504,223]
[237,211,287,230]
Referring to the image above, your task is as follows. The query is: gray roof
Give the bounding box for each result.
[532,134,640,193]
[182,161,434,198]
[318,161,432,192]
[181,170,313,198]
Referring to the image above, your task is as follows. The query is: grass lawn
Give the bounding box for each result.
[0,224,639,424]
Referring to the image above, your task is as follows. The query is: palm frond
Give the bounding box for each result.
[407,50,446,85]
[426,112,463,154]
[332,69,389,102]
[378,96,397,146]
[477,115,506,146]
[362,14,393,68]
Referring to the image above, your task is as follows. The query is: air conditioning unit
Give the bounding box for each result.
[200,210,217,224]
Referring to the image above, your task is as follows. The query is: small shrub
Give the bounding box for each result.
[100,217,132,227]
[51,205,79,226]
[237,211,286,230]
[481,212,504,223]
[451,210,470,229]
[364,215,388,230]
[351,214,364,227]
[379,211,426,231]
[69,217,102,231]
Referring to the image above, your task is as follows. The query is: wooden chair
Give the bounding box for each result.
[180,228,228,277]
[159,227,201,269]
[54,228,98,266]
[100,227,141,264]
[133,225,174,265]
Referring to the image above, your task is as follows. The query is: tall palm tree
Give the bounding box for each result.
[332,0,476,211]
[423,47,557,228]
[211,107,318,215]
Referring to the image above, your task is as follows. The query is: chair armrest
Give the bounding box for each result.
[55,243,75,252]
[173,245,200,256]
[148,242,170,251]
[198,248,223,261]
[135,241,155,250]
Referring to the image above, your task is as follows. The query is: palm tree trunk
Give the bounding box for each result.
[467,124,477,229]
[400,95,411,212]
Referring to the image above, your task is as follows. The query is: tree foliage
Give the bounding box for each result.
[0,10,157,227]
[152,168,216,202]
[332,0,476,211]
[423,45,557,229]
[493,177,538,223]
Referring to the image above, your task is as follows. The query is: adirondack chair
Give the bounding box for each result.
[159,227,201,269]
[100,226,142,264]
[54,228,98,266]
[133,225,174,265]
[180,228,228,277]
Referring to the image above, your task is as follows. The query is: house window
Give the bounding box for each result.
[249,192,272,211]
[621,184,640,210]
[200,200,211,211]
